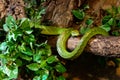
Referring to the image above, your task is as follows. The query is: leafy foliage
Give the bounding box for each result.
[0,16,66,80]
[72,5,89,21]
[100,6,120,35]
[72,6,94,35]
[80,18,93,35]
[72,9,85,20]
[24,0,46,25]
[73,6,120,36]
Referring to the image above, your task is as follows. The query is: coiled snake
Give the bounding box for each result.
[34,24,108,60]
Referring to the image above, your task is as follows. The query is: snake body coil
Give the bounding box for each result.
[57,27,108,60]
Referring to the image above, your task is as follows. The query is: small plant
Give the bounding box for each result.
[25,0,46,25]
[72,5,94,35]
[100,6,120,35]
[72,5,89,20]
[0,16,66,80]
[80,18,93,35]
[72,9,85,20]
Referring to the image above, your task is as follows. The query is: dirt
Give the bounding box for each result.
[63,53,120,80]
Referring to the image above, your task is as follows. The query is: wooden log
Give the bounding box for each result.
[67,35,120,57]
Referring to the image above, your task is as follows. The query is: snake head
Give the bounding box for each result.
[71,30,80,37]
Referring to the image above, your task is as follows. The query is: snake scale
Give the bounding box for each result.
[34,24,108,60]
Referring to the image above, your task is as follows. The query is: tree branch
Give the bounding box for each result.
[67,35,120,57]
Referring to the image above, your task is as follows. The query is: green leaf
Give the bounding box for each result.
[83,4,89,10]
[33,70,49,80]
[33,76,41,80]
[40,60,47,68]
[1,65,18,79]
[85,19,93,26]
[80,26,90,35]
[107,18,114,26]
[0,42,7,51]
[43,45,52,56]
[6,15,16,25]
[25,30,33,34]
[55,63,66,73]
[22,47,33,56]
[20,54,32,61]
[19,18,30,30]
[18,44,25,51]
[33,50,42,62]
[3,78,11,80]
[0,54,5,58]
[57,76,66,80]
[42,70,49,80]
[0,71,5,79]
[29,34,35,42]
[5,15,17,30]
[3,24,9,32]
[37,44,52,57]
[102,15,112,24]
[13,29,23,39]
[15,59,22,66]
[27,63,40,71]
[47,56,58,64]
[7,32,16,41]
[72,9,85,20]
[18,45,33,56]
[112,31,120,36]
[100,24,111,32]
[42,73,49,80]
[23,34,35,43]
[7,41,16,51]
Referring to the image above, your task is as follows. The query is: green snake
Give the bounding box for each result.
[34,24,108,60]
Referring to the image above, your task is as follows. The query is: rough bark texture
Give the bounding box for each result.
[0,0,25,19]
[67,35,120,57]
[42,0,84,27]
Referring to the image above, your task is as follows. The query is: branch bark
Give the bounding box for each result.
[47,35,120,57]
[67,35,120,57]
[0,0,25,19]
